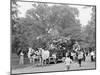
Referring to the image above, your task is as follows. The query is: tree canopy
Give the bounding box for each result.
[11,2,95,53]
[79,6,96,48]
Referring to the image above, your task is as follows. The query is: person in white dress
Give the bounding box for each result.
[19,50,24,64]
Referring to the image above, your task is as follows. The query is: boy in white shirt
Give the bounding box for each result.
[64,56,72,70]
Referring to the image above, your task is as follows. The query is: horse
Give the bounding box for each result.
[38,48,50,66]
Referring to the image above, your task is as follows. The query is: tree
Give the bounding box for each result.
[11,0,20,53]
[11,0,20,33]
[79,6,96,48]
[12,3,82,53]
[85,6,96,47]
[26,3,81,38]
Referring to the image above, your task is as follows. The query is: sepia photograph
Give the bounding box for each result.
[11,0,96,74]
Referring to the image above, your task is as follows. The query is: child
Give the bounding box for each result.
[64,56,72,70]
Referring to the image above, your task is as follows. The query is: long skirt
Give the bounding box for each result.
[19,55,24,64]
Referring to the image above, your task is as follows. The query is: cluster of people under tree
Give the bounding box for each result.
[63,48,95,70]
[16,38,96,70]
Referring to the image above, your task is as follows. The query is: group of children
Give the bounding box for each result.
[63,51,84,70]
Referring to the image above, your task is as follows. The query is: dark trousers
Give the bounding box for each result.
[91,56,94,62]
[83,56,86,61]
[70,56,73,60]
[78,59,82,67]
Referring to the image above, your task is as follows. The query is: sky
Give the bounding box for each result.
[17,1,92,26]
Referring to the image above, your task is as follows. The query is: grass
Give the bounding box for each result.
[11,53,63,70]
[11,53,32,69]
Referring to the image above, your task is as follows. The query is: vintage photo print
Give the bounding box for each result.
[11,0,96,74]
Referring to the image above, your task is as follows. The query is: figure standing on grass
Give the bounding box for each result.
[64,56,72,70]
[19,49,24,64]
[90,51,95,62]
[83,51,86,62]
[77,51,83,67]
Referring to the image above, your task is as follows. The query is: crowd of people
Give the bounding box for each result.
[16,39,96,71]
[63,49,96,70]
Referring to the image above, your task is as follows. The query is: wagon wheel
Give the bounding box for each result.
[46,59,50,64]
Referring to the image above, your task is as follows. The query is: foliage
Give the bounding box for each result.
[79,6,96,48]
[12,3,86,53]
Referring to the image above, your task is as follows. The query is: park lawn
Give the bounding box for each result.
[11,53,62,70]
[11,53,33,70]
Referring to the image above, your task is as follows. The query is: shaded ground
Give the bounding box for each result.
[11,54,96,74]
